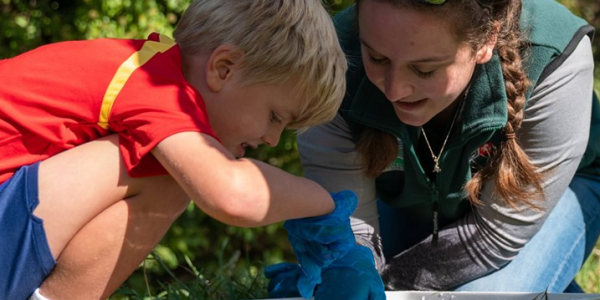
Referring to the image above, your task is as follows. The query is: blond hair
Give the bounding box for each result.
[174,0,347,129]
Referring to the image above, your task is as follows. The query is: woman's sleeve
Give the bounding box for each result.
[297,113,386,270]
[380,36,595,290]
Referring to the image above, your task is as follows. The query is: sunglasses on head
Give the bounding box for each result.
[423,0,446,4]
[423,0,491,6]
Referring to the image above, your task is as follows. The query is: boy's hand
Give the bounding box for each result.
[265,245,386,300]
[276,190,358,298]
[264,263,302,298]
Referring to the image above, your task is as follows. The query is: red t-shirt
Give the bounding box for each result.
[0,33,217,184]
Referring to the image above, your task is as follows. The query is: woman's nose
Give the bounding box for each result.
[384,69,414,101]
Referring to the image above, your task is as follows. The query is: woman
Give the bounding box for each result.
[296,0,600,293]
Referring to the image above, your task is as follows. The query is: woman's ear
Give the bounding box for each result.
[475,43,494,64]
[205,45,244,92]
[476,22,499,64]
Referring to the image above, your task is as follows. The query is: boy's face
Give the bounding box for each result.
[204,78,302,158]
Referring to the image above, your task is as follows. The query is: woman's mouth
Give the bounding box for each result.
[393,98,427,112]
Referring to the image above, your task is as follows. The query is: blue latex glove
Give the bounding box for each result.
[283,190,358,298]
[265,245,386,300]
[264,263,302,298]
[314,245,386,300]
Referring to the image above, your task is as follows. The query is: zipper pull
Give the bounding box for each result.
[432,201,439,246]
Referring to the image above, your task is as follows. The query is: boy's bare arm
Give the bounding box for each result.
[152,131,334,227]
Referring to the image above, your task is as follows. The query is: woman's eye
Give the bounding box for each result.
[413,67,435,79]
[367,53,388,65]
[270,112,282,124]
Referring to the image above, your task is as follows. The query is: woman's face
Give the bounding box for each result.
[358,1,494,126]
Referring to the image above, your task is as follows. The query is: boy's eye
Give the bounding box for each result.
[270,112,282,124]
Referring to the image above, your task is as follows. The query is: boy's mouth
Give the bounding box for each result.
[237,143,259,158]
[237,144,246,158]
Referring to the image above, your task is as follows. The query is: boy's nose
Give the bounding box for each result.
[262,128,282,147]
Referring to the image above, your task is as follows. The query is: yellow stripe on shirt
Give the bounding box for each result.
[97,35,176,129]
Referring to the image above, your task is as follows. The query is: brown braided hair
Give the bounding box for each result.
[354,0,545,209]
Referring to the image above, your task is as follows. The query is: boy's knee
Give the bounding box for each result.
[132,175,190,218]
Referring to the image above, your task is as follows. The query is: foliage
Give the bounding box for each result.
[110,250,269,300]
[575,241,600,293]
[0,0,188,58]
[1,0,599,298]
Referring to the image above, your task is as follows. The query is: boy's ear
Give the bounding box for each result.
[205,45,244,92]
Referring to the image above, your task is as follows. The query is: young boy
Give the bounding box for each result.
[0,0,347,299]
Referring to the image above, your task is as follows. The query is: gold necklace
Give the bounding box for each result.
[420,88,468,173]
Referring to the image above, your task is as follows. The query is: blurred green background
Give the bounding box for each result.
[1,0,598,298]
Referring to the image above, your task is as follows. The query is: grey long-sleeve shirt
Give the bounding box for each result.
[297,36,594,290]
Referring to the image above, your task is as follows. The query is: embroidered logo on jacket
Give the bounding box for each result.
[477,142,493,157]
[470,141,495,172]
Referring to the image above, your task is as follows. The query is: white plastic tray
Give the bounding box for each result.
[258,291,600,300]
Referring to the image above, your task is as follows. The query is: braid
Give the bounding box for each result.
[465,0,544,209]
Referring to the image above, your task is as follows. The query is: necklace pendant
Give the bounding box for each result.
[433,164,441,173]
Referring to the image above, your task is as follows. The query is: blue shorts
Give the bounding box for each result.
[0,162,56,300]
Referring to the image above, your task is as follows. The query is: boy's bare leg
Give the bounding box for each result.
[32,135,190,299]
[40,177,188,299]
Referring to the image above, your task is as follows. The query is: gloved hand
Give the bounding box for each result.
[265,245,386,300]
[264,262,302,298]
[283,190,358,298]
[314,245,386,300]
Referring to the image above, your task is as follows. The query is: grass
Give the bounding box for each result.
[111,243,600,299]
[110,250,269,300]
[575,241,600,293]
